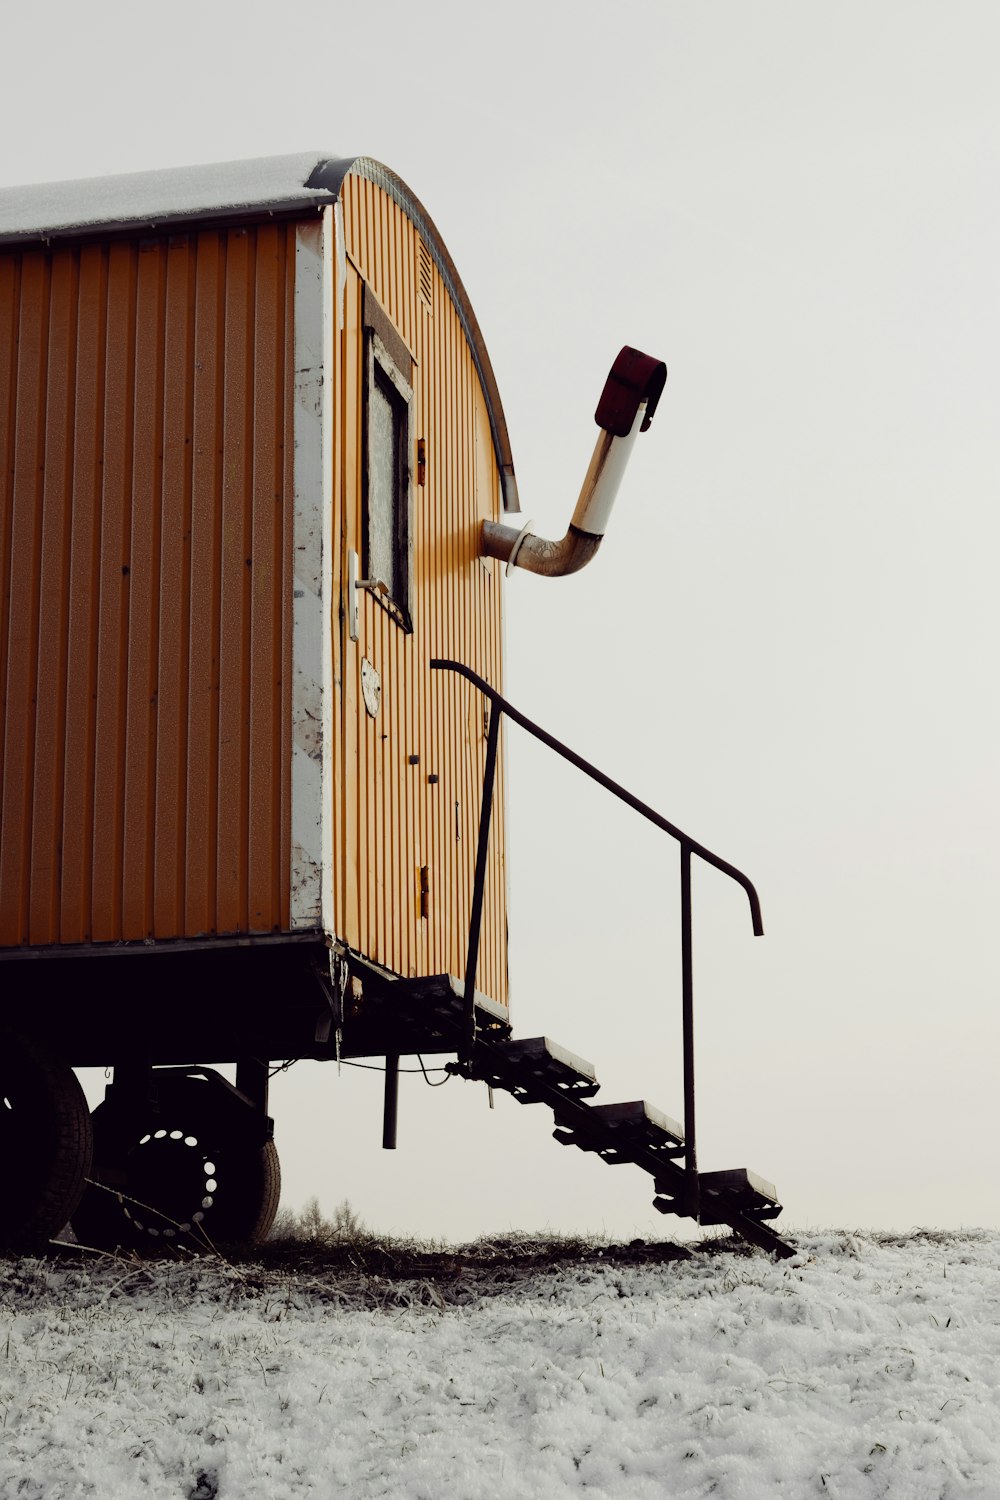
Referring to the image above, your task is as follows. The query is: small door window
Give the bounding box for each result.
[363,292,414,629]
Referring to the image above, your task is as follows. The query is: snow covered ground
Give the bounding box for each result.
[1,1228,998,1499]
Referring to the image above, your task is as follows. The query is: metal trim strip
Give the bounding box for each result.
[0,929,325,961]
[289,212,335,931]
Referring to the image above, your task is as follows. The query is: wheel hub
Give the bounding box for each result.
[124,1127,221,1239]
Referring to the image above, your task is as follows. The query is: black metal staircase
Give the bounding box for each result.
[340,964,793,1258]
[369,661,794,1259]
[447,1032,790,1258]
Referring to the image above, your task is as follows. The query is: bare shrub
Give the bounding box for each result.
[268,1197,367,1245]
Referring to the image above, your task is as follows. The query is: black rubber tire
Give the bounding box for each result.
[0,1028,93,1253]
[71,1083,281,1252]
[248,1139,282,1244]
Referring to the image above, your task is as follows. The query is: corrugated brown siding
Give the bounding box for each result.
[338,176,508,1005]
[0,225,295,946]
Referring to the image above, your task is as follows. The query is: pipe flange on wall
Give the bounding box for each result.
[505,518,535,576]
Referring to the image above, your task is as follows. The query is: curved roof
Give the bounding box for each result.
[0,152,518,510]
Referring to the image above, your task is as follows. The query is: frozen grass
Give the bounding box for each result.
[1,1228,998,1497]
[256,1224,695,1300]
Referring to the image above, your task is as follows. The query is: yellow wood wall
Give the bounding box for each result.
[0,183,509,1006]
[334,174,508,1003]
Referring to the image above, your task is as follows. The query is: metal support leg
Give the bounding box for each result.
[382,1054,399,1149]
[110,1062,156,1115]
[681,843,699,1221]
[236,1058,270,1116]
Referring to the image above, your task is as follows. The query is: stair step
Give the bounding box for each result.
[553,1099,685,1164]
[455,1033,792,1254]
[472,1037,600,1101]
[697,1167,782,1225]
[339,964,511,1056]
[393,974,512,1037]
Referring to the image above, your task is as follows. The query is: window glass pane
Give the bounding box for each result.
[369,373,398,598]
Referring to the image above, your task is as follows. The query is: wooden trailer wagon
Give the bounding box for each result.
[0,154,791,1256]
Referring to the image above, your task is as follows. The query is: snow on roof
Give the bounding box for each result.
[0,152,349,244]
[0,149,521,511]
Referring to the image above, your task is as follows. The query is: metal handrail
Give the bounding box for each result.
[430,657,764,1220]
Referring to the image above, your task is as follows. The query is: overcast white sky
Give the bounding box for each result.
[4,0,998,1241]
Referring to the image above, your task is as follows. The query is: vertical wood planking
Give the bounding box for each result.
[122,241,166,938]
[91,241,136,940]
[0,222,293,950]
[429,249,444,974]
[29,249,77,942]
[185,231,224,936]
[0,177,505,976]
[60,244,107,942]
[216,230,252,933]
[338,176,508,1004]
[248,224,283,929]
[154,235,195,937]
[416,296,431,974]
[0,255,48,943]
[0,256,19,784]
[279,237,296,931]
